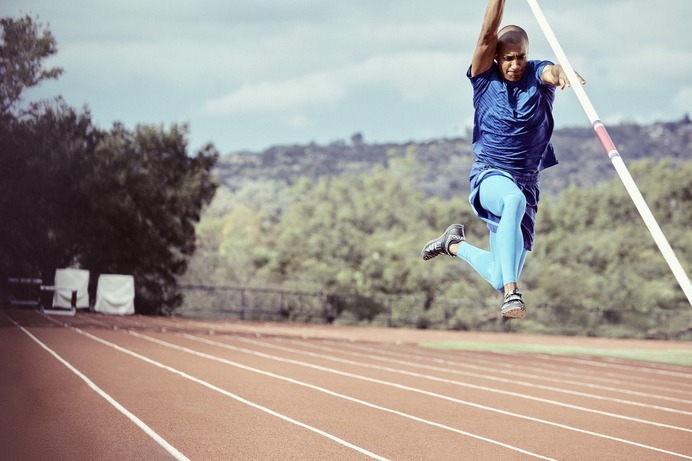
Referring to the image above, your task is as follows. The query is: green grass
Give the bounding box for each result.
[421,341,692,367]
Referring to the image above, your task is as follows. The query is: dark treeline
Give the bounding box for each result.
[0,15,218,313]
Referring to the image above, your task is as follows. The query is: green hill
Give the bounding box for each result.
[217,116,692,197]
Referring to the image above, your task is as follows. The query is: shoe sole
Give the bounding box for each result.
[501,305,526,319]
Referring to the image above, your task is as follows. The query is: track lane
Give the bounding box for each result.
[113,328,558,460]
[7,318,386,460]
[265,337,692,421]
[93,326,692,459]
[330,340,692,405]
[183,333,692,458]
[0,317,183,460]
[59,310,692,458]
[4,309,691,460]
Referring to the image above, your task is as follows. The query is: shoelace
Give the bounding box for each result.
[504,290,523,303]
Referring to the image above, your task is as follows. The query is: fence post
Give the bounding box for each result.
[240,289,246,320]
[386,298,393,327]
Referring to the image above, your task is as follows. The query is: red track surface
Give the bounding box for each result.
[2,308,691,460]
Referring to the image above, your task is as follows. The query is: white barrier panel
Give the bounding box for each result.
[53,269,90,309]
[94,274,135,315]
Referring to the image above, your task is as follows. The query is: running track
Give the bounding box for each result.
[1,308,691,460]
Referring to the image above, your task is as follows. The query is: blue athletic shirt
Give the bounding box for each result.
[467,60,558,175]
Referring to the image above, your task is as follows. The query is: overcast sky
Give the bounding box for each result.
[3,0,691,154]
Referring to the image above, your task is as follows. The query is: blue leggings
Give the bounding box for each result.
[457,175,528,292]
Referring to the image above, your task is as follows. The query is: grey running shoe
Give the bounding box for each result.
[501,289,526,319]
[421,224,465,260]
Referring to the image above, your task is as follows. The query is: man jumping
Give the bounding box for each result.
[421,0,584,318]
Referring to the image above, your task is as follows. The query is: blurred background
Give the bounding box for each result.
[1,1,690,338]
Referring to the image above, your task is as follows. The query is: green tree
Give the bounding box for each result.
[251,153,485,321]
[76,123,218,313]
[0,15,219,313]
[0,100,101,281]
[0,15,63,117]
[530,159,691,335]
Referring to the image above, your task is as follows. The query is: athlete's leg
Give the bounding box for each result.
[477,174,526,287]
[481,176,525,287]
[454,229,528,289]
[455,234,503,291]
[515,242,528,280]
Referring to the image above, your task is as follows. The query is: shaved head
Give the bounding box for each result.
[498,25,529,48]
[495,25,530,82]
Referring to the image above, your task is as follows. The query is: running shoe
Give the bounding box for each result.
[421,224,465,260]
[501,289,526,318]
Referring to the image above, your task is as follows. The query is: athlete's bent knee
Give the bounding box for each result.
[502,193,526,216]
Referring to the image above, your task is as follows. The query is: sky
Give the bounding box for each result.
[3,0,691,154]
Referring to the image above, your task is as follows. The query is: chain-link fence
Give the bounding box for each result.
[176,284,692,339]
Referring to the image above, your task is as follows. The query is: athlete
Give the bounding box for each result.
[421,0,584,318]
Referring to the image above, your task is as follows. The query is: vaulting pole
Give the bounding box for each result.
[526,0,692,307]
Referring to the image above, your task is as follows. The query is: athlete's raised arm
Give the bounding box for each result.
[470,0,505,78]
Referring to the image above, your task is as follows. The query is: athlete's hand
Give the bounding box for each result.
[556,65,586,90]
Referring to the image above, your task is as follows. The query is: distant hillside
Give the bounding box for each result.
[217,116,692,197]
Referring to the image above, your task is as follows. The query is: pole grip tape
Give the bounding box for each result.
[593,121,620,159]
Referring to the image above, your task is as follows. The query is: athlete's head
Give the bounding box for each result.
[496,25,529,82]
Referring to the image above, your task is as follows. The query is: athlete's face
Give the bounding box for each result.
[496,41,528,82]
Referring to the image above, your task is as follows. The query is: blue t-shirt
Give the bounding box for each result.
[467,60,557,175]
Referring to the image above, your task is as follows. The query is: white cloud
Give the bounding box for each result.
[5,0,692,152]
[280,113,314,129]
[673,87,692,113]
[202,71,345,115]
[202,51,466,117]
[349,52,465,103]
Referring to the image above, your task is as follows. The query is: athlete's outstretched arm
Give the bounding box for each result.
[541,64,586,90]
[470,0,505,78]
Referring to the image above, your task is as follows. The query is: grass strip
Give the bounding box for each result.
[421,341,692,367]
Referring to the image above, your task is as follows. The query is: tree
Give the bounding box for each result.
[0,15,219,313]
[76,123,219,313]
[529,159,692,335]
[0,15,63,118]
[0,100,101,282]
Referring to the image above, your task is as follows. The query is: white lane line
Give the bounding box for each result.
[69,327,390,461]
[273,337,692,415]
[233,336,692,432]
[454,349,692,392]
[175,332,692,460]
[123,330,557,461]
[2,313,189,461]
[85,313,692,379]
[373,342,692,397]
[67,314,692,400]
[79,312,692,388]
[491,351,692,380]
[328,340,692,405]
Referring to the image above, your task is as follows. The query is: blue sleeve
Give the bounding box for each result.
[467,63,496,83]
[467,64,497,108]
[533,60,554,85]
